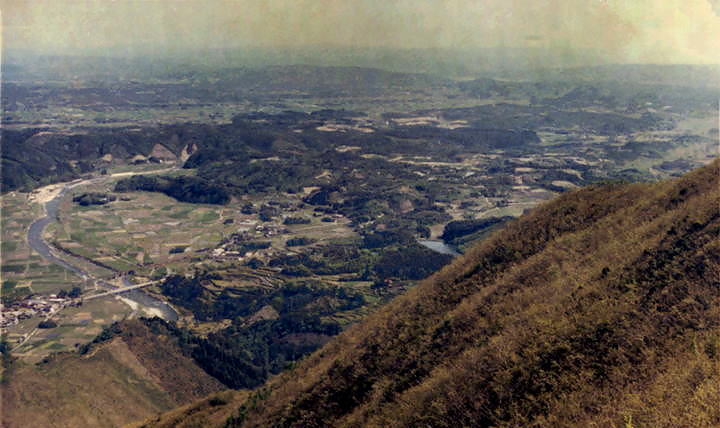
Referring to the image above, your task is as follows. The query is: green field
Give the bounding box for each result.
[1,192,84,301]
[55,178,357,277]
[8,297,133,362]
[2,169,358,361]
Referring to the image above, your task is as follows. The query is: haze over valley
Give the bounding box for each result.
[1,1,718,427]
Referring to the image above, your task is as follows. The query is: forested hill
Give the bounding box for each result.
[139,159,719,428]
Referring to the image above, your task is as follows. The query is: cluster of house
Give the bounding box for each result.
[0,295,76,332]
[234,220,292,239]
[254,223,290,238]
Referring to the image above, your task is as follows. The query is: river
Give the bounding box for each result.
[418,239,461,256]
[26,179,178,321]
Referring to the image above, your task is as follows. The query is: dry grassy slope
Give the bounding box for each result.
[126,390,249,428]
[142,159,720,428]
[1,320,224,428]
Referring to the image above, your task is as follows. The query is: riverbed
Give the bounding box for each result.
[418,239,461,256]
[26,178,178,321]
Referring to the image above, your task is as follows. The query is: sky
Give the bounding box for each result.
[2,0,719,64]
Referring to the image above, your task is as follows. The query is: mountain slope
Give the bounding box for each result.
[139,159,720,428]
[1,320,224,428]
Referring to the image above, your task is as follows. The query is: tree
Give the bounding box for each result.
[38,320,58,329]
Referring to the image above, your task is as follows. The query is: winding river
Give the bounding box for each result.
[27,178,178,321]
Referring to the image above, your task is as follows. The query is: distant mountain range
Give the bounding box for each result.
[4,47,718,83]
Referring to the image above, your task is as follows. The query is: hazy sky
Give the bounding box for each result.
[2,0,719,64]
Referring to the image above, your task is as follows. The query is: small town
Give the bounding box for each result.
[0,293,79,333]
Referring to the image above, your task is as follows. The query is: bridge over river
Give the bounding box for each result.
[26,175,178,321]
[83,280,162,301]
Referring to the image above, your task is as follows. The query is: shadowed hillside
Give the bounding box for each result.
[1,320,224,428]
[139,159,719,428]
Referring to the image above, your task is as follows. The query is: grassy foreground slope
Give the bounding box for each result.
[142,159,719,428]
[1,320,224,428]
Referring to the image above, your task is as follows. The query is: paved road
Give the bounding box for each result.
[25,176,178,321]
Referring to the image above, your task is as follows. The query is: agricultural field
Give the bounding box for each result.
[7,297,133,363]
[2,175,178,362]
[1,191,84,301]
[2,163,360,363]
[54,178,357,280]
[1,190,133,364]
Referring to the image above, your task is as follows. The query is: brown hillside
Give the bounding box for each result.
[142,159,719,428]
[1,320,224,428]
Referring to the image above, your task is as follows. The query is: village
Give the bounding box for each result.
[0,292,80,334]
